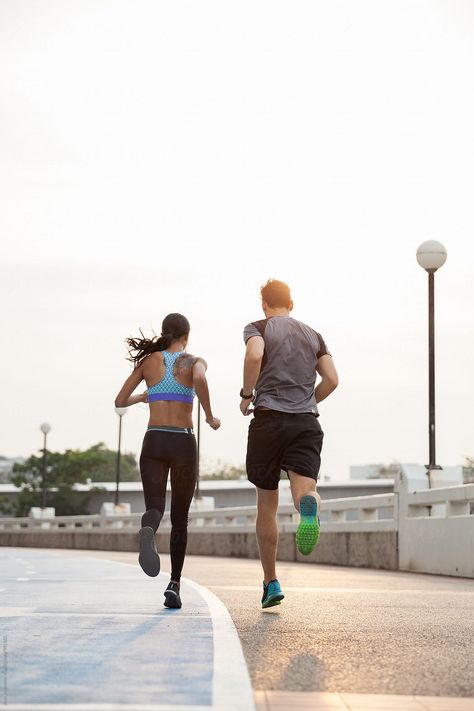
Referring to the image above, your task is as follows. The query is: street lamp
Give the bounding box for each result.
[114,407,127,506]
[39,422,51,509]
[416,240,447,486]
[195,403,202,499]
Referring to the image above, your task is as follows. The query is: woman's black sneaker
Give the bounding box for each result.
[138,526,160,577]
[164,581,182,609]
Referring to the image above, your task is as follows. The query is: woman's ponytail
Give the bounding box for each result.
[154,333,173,351]
[125,313,190,367]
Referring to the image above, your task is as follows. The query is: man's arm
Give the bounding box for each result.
[315,354,339,403]
[240,336,264,415]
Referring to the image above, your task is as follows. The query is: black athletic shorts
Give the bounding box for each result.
[246,409,324,490]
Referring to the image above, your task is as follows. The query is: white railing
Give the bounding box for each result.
[398,483,474,578]
[405,483,474,518]
[0,492,397,533]
[1,481,473,576]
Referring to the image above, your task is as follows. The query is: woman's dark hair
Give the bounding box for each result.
[126,313,190,366]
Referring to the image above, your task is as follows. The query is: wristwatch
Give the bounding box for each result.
[240,388,254,399]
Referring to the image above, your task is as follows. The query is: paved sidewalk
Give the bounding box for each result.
[0,548,254,710]
[4,548,473,711]
[254,690,474,710]
[77,550,474,703]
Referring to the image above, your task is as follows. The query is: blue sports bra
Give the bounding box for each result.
[147,351,195,405]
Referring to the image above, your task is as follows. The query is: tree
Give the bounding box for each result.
[80,443,139,482]
[201,463,246,480]
[463,457,474,484]
[9,443,139,517]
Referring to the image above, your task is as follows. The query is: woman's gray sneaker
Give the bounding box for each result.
[138,526,160,577]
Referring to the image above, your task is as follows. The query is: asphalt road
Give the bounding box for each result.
[78,550,474,698]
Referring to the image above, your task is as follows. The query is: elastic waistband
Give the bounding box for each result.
[254,408,318,418]
[147,425,194,435]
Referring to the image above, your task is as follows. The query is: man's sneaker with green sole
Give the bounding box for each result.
[261,579,284,609]
[296,494,320,555]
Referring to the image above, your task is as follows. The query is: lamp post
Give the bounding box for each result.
[39,422,51,509]
[114,407,127,506]
[195,403,202,499]
[416,240,447,486]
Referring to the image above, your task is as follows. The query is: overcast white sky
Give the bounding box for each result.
[1,1,473,479]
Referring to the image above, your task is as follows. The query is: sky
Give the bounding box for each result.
[1,1,474,480]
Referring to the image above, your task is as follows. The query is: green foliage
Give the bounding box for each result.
[81,443,139,482]
[463,456,474,484]
[201,464,246,480]
[0,496,15,516]
[10,442,139,517]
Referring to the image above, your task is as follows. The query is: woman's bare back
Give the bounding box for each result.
[142,351,200,428]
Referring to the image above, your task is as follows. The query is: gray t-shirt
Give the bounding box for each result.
[243,316,331,415]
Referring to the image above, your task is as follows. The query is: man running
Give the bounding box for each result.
[240,279,338,608]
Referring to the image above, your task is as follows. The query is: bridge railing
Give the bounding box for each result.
[405,483,474,517]
[0,492,397,533]
[398,483,474,578]
[1,482,472,577]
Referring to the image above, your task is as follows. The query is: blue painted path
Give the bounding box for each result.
[0,548,254,710]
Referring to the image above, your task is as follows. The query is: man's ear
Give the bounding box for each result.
[262,301,268,315]
[288,299,294,312]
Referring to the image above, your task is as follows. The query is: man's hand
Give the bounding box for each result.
[240,397,254,416]
[206,416,221,430]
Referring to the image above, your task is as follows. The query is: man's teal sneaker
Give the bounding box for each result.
[296,494,320,555]
[261,579,284,609]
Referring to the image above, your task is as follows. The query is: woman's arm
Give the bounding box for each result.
[115,365,147,408]
[192,359,221,430]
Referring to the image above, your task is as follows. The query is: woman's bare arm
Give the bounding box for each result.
[115,365,147,408]
[192,360,220,430]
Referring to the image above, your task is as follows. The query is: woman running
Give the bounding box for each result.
[115,313,220,609]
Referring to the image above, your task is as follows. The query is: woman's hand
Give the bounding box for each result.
[206,416,221,430]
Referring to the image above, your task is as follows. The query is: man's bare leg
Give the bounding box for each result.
[288,471,321,555]
[288,471,321,512]
[256,487,279,584]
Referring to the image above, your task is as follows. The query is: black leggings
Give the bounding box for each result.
[139,429,197,582]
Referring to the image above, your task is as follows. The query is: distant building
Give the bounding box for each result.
[0,478,395,517]
[350,462,464,490]
[350,463,401,480]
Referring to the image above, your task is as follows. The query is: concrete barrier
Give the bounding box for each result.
[0,527,398,570]
[2,479,473,576]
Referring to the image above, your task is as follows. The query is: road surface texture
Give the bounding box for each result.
[78,549,474,710]
[0,548,254,710]
[1,548,473,711]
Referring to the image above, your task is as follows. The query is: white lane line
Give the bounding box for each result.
[183,575,255,711]
[15,578,30,582]
[0,608,36,616]
[96,558,255,711]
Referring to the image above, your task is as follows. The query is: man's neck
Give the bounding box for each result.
[264,307,291,318]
